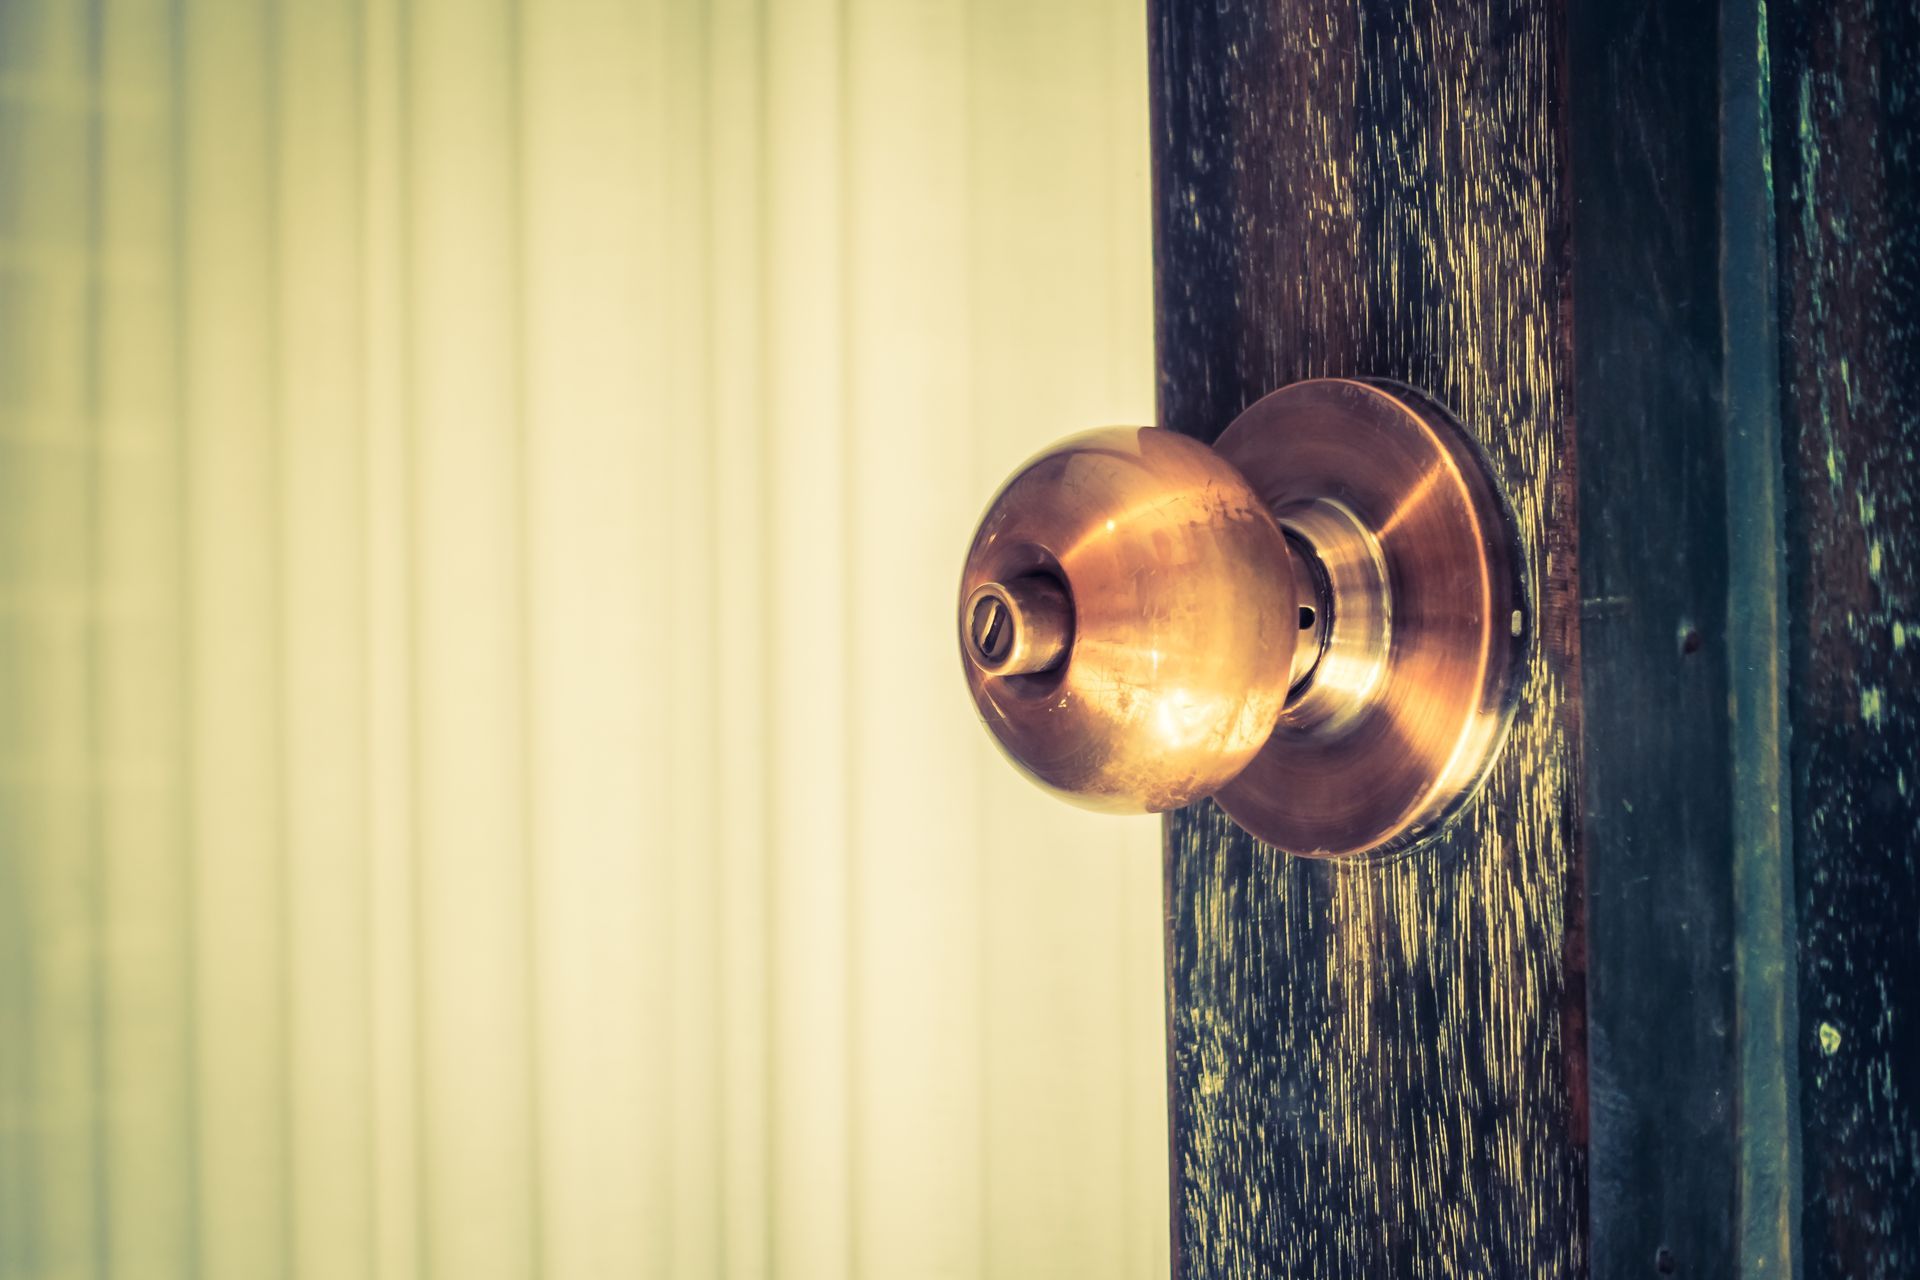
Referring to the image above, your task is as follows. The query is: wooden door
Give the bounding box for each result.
[1150,1,1918,1276]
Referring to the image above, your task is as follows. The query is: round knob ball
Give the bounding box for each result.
[957,427,1298,814]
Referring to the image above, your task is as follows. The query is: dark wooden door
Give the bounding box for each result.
[1150,1,1918,1276]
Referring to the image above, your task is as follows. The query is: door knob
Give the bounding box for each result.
[957,378,1528,859]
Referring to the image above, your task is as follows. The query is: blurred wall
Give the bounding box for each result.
[0,0,1164,1277]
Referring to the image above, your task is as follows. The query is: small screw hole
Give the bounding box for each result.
[1299,605,1316,630]
[1680,627,1704,656]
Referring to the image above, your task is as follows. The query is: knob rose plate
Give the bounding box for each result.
[956,378,1530,860]
[1211,379,1530,858]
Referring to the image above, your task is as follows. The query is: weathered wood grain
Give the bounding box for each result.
[1768,1,1920,1276]
[1150,2,1586,1274]
[1567,0,1754,1275]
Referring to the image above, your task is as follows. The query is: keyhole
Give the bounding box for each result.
[971,593,1013,664]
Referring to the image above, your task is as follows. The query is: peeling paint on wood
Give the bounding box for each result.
[1769,0,1920,1275]
[1150,2,1585,1274]
[1567,0,1788,1274]
[1153,0,1920,1272]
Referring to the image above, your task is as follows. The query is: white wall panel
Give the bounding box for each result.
[0,0,1164,1275]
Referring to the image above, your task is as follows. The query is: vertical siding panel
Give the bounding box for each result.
[276,1,373,1275]
[968,1,1164,1275]
[97,0,195,1272]
[1102,10,1167,1277]
[0,5,33,1253]
[405,1,535,1275]
[763,0,852,1273]
[359,0,421,1275]
[707,2,772,1272]
[178,0,289,1273]
[0,4,105,1276]
[842,0,986,1274]
[521,0,670,1274]
[664,1,723,1274]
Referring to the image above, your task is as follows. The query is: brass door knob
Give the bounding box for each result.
[957,378,1528,859]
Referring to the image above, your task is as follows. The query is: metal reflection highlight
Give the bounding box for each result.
[1213,379,1528,857]
[957,427,1298,814]
[956,380,1529,858]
